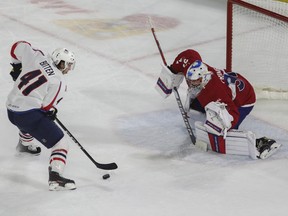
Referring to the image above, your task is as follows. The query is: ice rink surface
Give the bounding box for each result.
[0,0,288,216]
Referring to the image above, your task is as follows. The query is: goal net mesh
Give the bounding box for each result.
[227,0,288,99]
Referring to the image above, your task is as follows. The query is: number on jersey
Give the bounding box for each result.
[18,70,47,96]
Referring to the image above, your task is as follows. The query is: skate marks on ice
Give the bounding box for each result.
[115,109,288,166]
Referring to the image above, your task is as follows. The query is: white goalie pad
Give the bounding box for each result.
[204,101,234,138]
[155,64,184,98]
[195,121,259,159]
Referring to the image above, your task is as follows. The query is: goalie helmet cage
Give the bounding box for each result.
[226,0,288,99]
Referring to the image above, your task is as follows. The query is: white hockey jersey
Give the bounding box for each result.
[6,41,67,112]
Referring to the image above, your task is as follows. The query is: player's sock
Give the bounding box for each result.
[48,137,75,191]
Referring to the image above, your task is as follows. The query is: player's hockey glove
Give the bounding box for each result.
[46,107,58,121]
[10,63,22,81]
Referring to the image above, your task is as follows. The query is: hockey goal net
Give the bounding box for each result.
[226,0,288,99]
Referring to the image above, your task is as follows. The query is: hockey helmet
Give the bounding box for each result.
[186,60,208,80]
[51,48,75,72]
[186,60,211,87]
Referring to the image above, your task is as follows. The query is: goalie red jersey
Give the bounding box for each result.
[170,49,256,129]
[197,68,256,128]
[155,49,280,160]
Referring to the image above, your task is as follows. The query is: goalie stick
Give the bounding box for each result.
[149,18,196,145]
[55,118,118,170]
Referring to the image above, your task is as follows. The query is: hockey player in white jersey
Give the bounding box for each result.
[6,41,76,191]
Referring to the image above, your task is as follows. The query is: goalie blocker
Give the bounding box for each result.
[155,64,184,98]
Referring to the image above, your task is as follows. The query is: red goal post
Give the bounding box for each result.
[226,0,288,99]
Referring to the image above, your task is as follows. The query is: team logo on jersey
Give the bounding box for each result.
[53,14,179,40]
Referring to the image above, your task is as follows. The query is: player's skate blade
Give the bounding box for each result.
[49,182,76,191]
[48,168,76,191]
[259,142,281,159]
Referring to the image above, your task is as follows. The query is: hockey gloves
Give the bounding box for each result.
[46,107,58,121]
[10,63,22,81]
[155,64,184,98]
[204,101,234,138]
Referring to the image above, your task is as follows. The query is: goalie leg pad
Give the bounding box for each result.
[195,121,259,159]
[196,122,226,153]
[207,133,226,154]
[195,121,212,151]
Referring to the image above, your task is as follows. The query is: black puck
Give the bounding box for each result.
[102,174,110,180]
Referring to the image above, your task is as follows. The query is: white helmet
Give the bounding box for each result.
[186,60,208,80]
[51,48,75,71]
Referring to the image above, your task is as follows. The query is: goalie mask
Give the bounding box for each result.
[51,48,76,74]
[186,60,211,88]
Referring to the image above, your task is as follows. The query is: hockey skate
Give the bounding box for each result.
[256,137,281,159]
[16,140,41,156]
[48,167,76,191]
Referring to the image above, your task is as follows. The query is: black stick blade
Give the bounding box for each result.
[95,162,118,170]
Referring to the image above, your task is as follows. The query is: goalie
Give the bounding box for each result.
[155,49,281,159]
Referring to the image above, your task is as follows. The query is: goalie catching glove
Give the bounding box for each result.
[155,64,184,98]
[204,101,234,138]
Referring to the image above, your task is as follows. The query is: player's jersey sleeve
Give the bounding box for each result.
[170,49,202,75]
[10,41,44,64]
[208,67,256,107]
[41,77,66,111]
[225,72,256,107]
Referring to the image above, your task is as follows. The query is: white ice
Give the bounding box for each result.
[0,0,288,216]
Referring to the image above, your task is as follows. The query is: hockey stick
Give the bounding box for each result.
[149,18,196,145]
[55,118,118,170]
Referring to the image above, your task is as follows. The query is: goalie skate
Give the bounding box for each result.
[48,167,76,191]
[256,137,281,159]
[16,140,41,156]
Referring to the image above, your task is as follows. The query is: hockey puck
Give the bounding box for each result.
[102,174,110,180]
